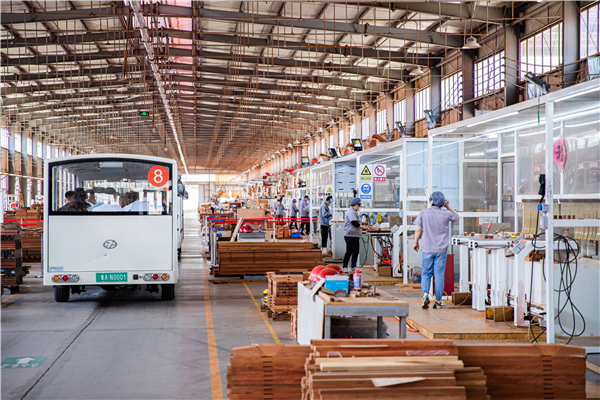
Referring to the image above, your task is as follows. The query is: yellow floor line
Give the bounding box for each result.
[202,264,224,400]
[243,282,281,344]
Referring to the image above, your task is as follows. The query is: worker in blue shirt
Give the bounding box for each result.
[289,199,299,229]
[319,196,333,248]
[299,195,310,235]
[413,191,460,309]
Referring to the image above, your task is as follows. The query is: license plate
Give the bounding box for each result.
[96,272,127,283]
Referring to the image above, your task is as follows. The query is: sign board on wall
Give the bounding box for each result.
[373,164,387,182]
[359,181,373,200]
[360,164,372,181]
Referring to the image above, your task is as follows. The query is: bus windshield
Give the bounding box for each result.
[49,158,173,215]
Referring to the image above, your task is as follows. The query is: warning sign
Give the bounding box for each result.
[373,164,386,182]
[326,187,333,194]
[360,164,372,181]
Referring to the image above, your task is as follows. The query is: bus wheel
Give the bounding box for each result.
[161,284,175,301]
[54,286,70,302]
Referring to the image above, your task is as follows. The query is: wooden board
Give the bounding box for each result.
[317,288,408,307]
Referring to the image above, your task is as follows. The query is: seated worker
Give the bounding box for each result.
[67,191,91,212]
[57,191,75,211]
[127,191,150,212]
[87,191,104,210]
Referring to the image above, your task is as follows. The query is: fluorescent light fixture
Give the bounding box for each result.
[466,112,519,128]
[555,86,600,103]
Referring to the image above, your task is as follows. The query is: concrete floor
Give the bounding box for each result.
[2,211,598,399]
[1,212,301,400]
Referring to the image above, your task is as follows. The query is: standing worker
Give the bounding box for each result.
[342,198,371,273]
[413,191,460,309]
[319,196,333,248]
[273,198,284,219]
[289,199,299,230]
[300,195,310,235]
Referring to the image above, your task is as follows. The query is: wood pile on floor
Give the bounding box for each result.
[457,343,586,399]
[276,224,291,239]
[1,222,29,293]
[303,339,484,400]
[227,344,312,400]
[4,206,43,262]
[227,340,587,400]
[267,272,303,314]
[213,242,321,276]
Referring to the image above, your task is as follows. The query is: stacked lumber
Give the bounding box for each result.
[1,222,25,292]
[267,272,303,314]
[457,343,586,399]
[227,344,312,400]
[303,339,487,400]
[276,224,291,239]
[227,341,587,400]
[215,242,321,276]
[291,308,299,339]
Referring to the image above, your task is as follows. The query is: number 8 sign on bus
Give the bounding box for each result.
[148,165,169,187]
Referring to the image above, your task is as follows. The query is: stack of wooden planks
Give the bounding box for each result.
[303,339,487,400]
[457,343,586,399]
[214,242,321,276]
[227,344,312,400]
[1,222,26,293]
[267,272,303,314]
[227,340,587,400]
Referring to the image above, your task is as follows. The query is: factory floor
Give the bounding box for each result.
[2,211,598,400]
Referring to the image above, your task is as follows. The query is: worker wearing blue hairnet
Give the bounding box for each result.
[413,191,460,310]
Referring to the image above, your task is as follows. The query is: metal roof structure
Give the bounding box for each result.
[1,1,526,173]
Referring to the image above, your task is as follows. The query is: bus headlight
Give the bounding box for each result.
[71,275,80,283]
[143,274,152,281]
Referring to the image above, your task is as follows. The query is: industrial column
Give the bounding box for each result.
[504,24,520,106]
[462,49,476,120]
[8,123,17,196]
[31,131,38,198]
[563,1,580,87]
[429,65,442,124]
[20,131,28,206]
[404,81,415,136]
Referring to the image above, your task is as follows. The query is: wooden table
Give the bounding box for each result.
[297,283,409,344]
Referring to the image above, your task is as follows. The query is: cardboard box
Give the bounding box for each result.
[378,266,392,276]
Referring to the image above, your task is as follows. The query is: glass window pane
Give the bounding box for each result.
[589,6,599,56]
[50,159,174,214]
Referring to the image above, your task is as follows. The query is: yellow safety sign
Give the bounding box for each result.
[361,165,371,176]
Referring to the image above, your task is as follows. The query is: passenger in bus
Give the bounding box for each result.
[67,191,91,212]
[57,190,75,211]
[87,191,104,210]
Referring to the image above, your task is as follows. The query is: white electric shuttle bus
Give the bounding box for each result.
[43,154,180,302]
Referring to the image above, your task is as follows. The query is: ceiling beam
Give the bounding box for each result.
[359,2,506,23]
[2,5,464,47]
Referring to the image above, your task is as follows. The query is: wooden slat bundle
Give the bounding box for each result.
[227,341,585,400]
[1,224,25,291]
[215,242,321,276]
[227,344,312,400]
[267,272,304,313]
[457,343,586,399]
[302,339,487,400]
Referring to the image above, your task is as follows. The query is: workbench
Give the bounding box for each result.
[297,282,409,345]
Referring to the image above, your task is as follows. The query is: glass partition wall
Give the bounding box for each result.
[427,79,600,344]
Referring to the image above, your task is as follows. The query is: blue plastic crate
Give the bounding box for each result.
[291,232,302,238]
